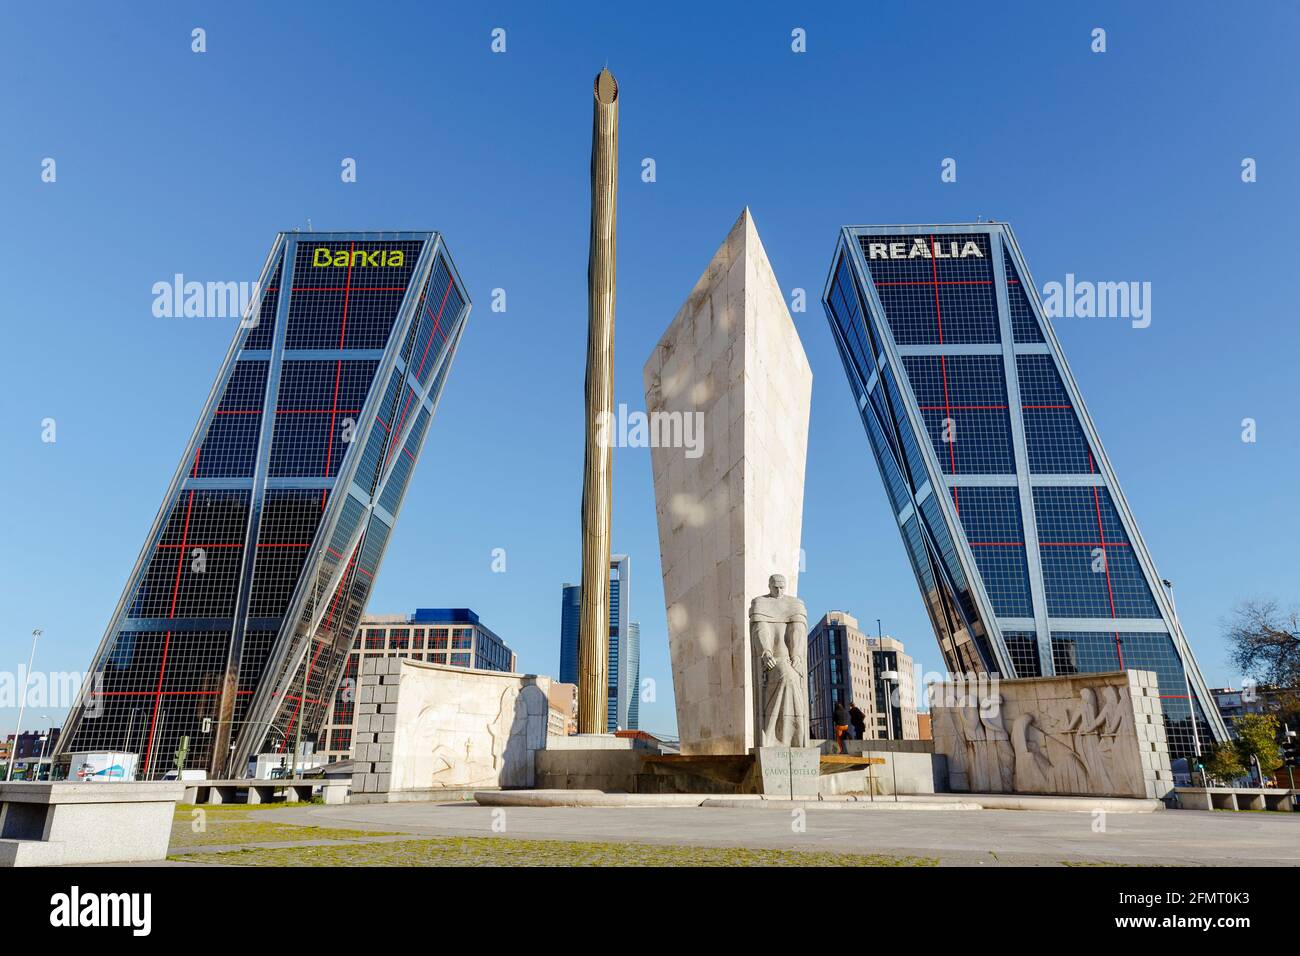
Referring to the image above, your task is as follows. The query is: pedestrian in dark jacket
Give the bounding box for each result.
[849,703,867,742]
[833,700,850,753]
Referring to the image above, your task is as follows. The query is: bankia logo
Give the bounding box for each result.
[311,246,406,267]
[865,237,984,260]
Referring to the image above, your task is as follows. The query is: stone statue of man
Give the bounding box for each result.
[749,573,809,748]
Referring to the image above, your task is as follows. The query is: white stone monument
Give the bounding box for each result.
[643,208,813,756]
[351,658,558,795]
[929,670,1174,800]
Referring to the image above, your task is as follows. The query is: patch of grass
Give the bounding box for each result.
[174,801,313,816]
[1061,860,1136,867]
[1211,807,1271,813]
[170,820,393,849]
[170,804,393,849]
[171,836,939,867]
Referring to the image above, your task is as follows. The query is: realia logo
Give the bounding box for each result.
[49,886,151,937]
[865,238,984,260]
[312,247,406,267]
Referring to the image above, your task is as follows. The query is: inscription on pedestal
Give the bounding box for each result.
[753,745,820,799]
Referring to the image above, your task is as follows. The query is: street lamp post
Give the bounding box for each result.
[1285,727,1296,791]
[285,547,325,781]
[36,717,51,781]
[289,639,311,780]
[212,718,287,779]
[881,669,900,802]
[1161,579,1204,786]
[6,628,42,782]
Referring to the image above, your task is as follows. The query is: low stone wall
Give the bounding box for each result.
[180,780,348,805]
[0,782,184,866]
[536,751,648,792]
[931,670,1172,800]
[843,738,935,754]
[1175,788,1297,812]
[823,749,945,795]
[536,736,660,792]
[537,739,947,797]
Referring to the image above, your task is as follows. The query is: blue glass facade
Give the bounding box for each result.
[559,583,581,686]
[608,559,623,731]
[822,224,1225,760]
[56,232,470,778]
[558,555,636,731]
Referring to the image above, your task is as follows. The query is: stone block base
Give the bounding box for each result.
[752,746,820,799]
[0,782,184,867]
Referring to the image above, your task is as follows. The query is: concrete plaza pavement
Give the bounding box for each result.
[266,801,1300,867]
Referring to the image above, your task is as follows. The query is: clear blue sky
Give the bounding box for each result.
[2,2,1298,738]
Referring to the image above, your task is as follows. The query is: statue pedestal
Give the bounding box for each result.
[751,746,820,799]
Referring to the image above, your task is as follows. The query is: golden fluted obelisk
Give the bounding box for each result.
[578,67,618,734]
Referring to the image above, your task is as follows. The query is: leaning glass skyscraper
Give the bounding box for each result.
[55,231,470,778]
[821,223,1226,760]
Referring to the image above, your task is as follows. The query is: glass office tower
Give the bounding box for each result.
[55,232,470,778]
[558,554,634,731]
[821,223,1226,760]
[607,555,629,732]
[626,621,640,731]
[559,583,581,686]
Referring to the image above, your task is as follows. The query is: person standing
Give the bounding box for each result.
[833,699,850,754]
[849,702,867,743]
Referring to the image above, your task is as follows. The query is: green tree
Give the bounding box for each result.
[1234,713,1283,776]
[1203,741,1246,784]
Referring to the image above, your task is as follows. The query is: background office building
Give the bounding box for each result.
[55,232,470,778]
[807,611,918,741]
[1211,687,1263,727]
[4,728,61,779]
[558,554,639,731]
[822,223,1227,760]
[319,608,516,760]
[1209,684,1295,740]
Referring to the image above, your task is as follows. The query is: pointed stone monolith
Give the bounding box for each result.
[643,208,813,755]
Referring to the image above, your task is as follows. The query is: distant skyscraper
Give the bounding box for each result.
[55,232,470,778]
[559,583,581,686]
[559,555,633,731]
[821,222,1226,760]
[626,621,641,730]
[608,554,629,731]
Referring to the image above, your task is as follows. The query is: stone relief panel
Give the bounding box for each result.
[390,662,551,791]
[931,670,1172,799]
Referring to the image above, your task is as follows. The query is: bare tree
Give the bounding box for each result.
[1225,599,1300,692]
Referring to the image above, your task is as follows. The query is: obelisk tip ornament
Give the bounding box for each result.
[578,67,618,734]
